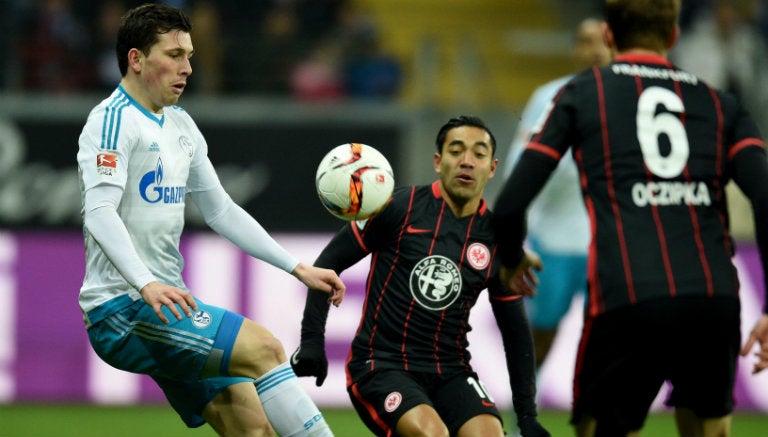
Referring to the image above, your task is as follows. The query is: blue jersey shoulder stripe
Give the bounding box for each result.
[100,94,130,150]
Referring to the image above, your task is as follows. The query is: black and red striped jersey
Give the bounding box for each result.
[326,181,519,379]
[494,53,768,317]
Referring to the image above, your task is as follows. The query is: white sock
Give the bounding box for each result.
[254,362,334,437]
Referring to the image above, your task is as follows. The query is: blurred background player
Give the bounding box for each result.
[291,116,550,437]
[493,0,768,435]
[503,17,612,369]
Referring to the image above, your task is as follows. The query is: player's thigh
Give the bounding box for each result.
[433,372,503,436]
[202,381,274,437]
[571,307,665,432]
[228,318,287,378]
[347,369,438,437]
[666,297,740,420]
[89,298,241,379]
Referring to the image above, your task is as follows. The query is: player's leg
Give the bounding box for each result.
[667,297,739,437]
[202,381,274,437]
[229,318,334,437]
[347,369,448,437]
[396,405,450,437]
[433,372,503,437]
[675,408,731,437]
[570,305,664,437]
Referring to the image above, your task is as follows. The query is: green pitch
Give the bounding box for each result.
[1,404,767,436]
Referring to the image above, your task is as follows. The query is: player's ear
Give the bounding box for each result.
[433,152,442,173]
[128,48,143,73]
[668,24,680,50]
[601,21,615,52]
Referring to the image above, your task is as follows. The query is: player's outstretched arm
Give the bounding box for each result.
[292,263,345,307]
[741,314,768,374]
[489,295,550,437]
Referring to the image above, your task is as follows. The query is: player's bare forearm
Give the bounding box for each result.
[292,262,345,307]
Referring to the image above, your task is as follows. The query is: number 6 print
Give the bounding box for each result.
[636,86,690,178]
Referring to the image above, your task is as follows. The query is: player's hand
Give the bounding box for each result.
[518,415,551,437]
[740,314,768,374]
[293,263,346,307]
[139,281,198,324]
[290,342,328,386]
[499,250,542,296]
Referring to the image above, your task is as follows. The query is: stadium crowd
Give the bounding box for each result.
[4,0,402,100]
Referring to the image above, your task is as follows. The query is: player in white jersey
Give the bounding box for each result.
[76,4,343,436]
[503,18,611,369]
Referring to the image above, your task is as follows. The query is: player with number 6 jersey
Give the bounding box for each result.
[292,116,550,437]
[492,1,768,436]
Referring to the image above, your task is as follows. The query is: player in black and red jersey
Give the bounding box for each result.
[291,116,550,437]
[492,1,768,436]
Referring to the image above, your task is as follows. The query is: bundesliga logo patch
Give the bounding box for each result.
[96,153,117,176]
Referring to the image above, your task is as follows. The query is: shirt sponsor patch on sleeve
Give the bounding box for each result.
[96,153,117,176]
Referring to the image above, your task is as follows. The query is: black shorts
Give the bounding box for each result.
[571,296,741,432]
[347,369,502,437]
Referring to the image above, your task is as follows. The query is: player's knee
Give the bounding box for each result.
[396,416,449,437]
[204,402,274,437]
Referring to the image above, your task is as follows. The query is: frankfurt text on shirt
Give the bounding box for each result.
[612,64,698,85]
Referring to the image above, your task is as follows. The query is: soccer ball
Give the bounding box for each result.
[315,143,395,221]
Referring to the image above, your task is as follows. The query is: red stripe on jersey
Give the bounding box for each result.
[708,87,738,264]
[349,383,394,436]
[350,221,370,252]
[526,141,562,160]
[644,75,678,297]
[572,315,594,404]
[729,138,766,161]
[401,299,417,371]
[597,67,637,311]
[365,187,418,368]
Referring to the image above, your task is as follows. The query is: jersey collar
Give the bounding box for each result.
[117,84,166,127]
[613,53,671,67]
[430,180,488,215]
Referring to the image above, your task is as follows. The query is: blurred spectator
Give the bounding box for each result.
[18,0,95,92]
[187,0,223,94]
[224,1,307,95]
[93,0,125,91]
[337,5,401,99]
[290,37,345,101]
[671,0,768,137]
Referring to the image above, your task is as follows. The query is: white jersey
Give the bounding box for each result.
[77,86,219,314]
[504,76,590,255]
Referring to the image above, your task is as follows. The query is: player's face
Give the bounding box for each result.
[434,125,497,213]
[136,30,193,112]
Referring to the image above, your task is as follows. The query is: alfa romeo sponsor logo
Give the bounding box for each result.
[409,255,462,310]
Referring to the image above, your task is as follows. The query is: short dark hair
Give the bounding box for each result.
[603,0,679,52]
[116,3,192,76]
[435,115,497,156]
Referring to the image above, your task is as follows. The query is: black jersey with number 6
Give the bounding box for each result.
[495,53,767,317]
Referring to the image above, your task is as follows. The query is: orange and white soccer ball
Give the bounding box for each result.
[315,143,395,221]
